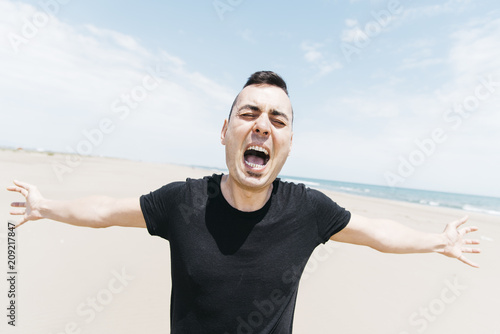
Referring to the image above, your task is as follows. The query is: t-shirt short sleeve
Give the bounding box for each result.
[140,181,184,240]
[308,188,351,244]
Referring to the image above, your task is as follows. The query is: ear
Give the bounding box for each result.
[288,132,293,156]
[220,119,229,145]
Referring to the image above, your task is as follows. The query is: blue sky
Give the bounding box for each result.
[1,0,499,197]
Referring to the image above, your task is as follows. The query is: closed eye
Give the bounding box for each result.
[240,113,258,119]
[272,119,286,127]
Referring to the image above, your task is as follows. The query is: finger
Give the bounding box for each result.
[13,180,30,189]
[463,239,480,245]
[452,215,469,229]
[6,186,21,193]
[10,202,26,208]
[459,226,479,236]
[9,210,25,216]
[6,186,28,197]
[458,254,479,268]
[462,247,481,254]
[14,219,27,229]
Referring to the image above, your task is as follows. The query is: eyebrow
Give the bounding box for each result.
[238,104,290,122]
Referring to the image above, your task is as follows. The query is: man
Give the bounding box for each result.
[8,71,480,333]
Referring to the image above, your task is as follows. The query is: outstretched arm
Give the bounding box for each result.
[7,180,146,229]
[330,214,480,268]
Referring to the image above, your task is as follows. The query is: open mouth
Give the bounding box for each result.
[244,145,270,170]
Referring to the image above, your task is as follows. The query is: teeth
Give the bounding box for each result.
[247,146,269,156]
[245,160,265,169]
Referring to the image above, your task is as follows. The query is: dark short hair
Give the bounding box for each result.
[228,71,291,121]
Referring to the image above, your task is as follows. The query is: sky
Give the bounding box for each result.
[0,0,499,198]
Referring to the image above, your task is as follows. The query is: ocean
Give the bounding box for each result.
[280,175,500,217]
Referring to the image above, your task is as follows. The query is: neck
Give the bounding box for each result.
[220,174,273,212]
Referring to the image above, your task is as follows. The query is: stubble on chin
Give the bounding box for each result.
[246,170,263,178]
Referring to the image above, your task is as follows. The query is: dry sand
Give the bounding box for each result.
[0,149,498,334]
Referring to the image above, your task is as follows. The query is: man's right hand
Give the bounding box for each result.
[6,180,146,229]
[7,180,44,228]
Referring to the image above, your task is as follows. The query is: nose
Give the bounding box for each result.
[253,115,271,136]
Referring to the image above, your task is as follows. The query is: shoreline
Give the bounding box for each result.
[3,148,498,218]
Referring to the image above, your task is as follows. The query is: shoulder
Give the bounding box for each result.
[274,179,321,209]
[186,174,221,192]
[145,174,216,198]
[275,178,324,198]
[146,180,185,198]
[275,179,342,208]
[275,178,307,196]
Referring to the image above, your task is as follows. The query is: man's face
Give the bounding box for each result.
[221,84,293,190]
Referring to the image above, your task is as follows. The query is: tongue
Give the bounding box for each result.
[246,154,265,166]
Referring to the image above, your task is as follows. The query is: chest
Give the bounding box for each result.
[169,208,317,293]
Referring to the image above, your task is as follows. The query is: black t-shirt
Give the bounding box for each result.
[140,174,351,334]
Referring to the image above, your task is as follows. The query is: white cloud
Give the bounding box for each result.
[340,25,366,43]
[300,41,342,80]
[85,24,147,54]
[400,0,473,20]
[237,28,256,44]
[0,0,235,168]
[303,45,323,63]
[396,39,445,70]
[340,9,400,45]
[449,17,500,82]
[307,13,500,195]
[399,57,444,70]
[345,19,358,28]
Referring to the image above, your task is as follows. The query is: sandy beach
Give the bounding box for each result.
[1,149,498,334]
